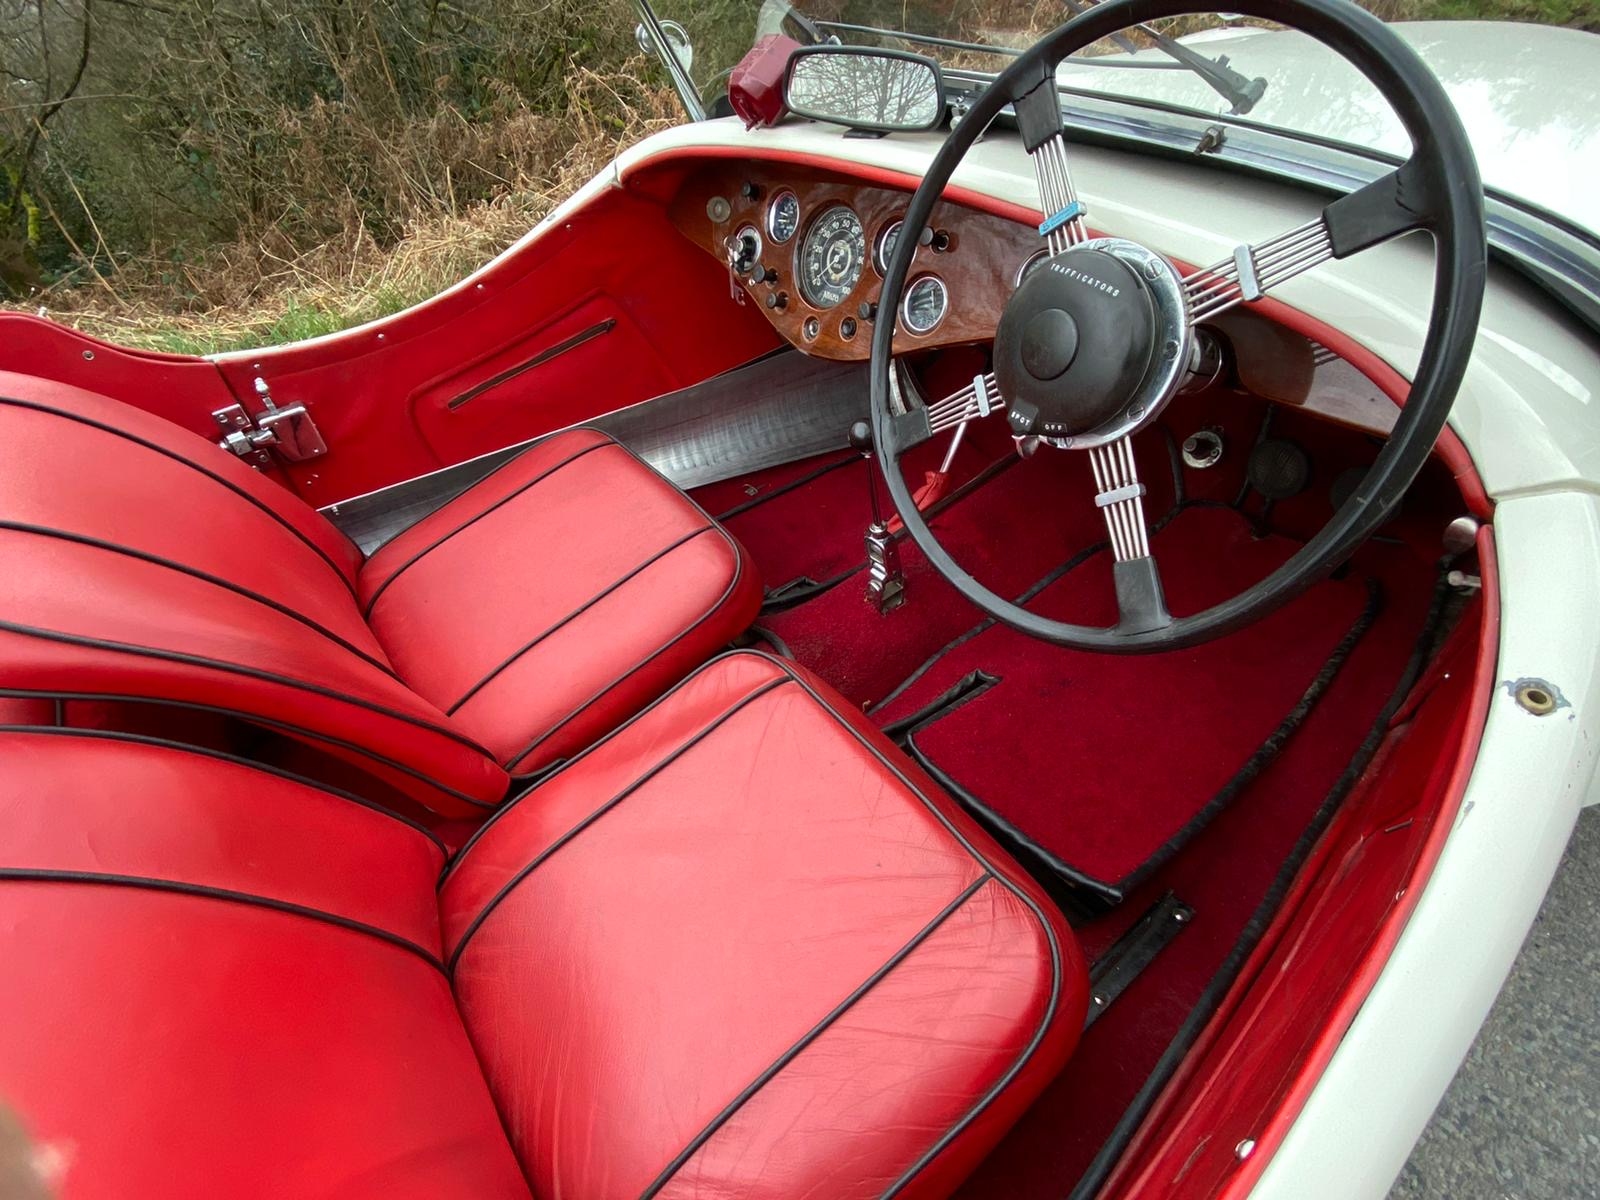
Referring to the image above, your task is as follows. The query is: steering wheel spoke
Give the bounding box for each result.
[1182,216,1335,324]
[1013,70,1089,254]
[1089,438,1171,632]
[1184,158,1437,324]
[893,371,1005,452]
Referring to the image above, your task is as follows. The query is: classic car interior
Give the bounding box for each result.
[0,3,1510,1199]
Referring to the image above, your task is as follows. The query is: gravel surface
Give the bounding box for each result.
[1388,808,1600,1200]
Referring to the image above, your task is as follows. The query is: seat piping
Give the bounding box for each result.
[444,674,791,972]
[444,524,715,715]
[361,435,613,616]
[1,724,448,853]
[0,618,497,757]
[447,650,1066,1199]
[0,395,359,600]
[0,522,399,679]
[501,441,753,773]
[0,868,444,970]
[640,872,994,1198]
[0,687,499,812]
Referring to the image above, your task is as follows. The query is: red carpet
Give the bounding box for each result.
[695,394,1452,1197]
[876,505,1381,891]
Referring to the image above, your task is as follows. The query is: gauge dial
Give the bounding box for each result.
[874,220,904,276]
[798,205,866,309]
[766,190,800,243]
[902,275,949,335]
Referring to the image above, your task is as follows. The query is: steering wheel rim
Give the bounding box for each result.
[869,0,1487,653]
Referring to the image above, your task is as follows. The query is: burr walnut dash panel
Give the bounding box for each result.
[668,163,1042,361]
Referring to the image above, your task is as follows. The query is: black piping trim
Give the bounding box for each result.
[0,395,358,600]
[0,521,399,679]
[446,674,792,971]
[0,868,444,971]
[712,453,860,521]
[907,736,1121,909]
[642,872,995,1198]
[452,648,1065,1195]
[1114,578,1383,895]
[446,319,617,410]
[868,537,1111,718]
[501,441,755,774]
[439,647,786,886]
[362,436,613,616]
[766,659,1065,1199]
[0,688,498,812]
[0,618,497,758]
[445,524,715,715]
[1064,567,1457,1200]
[0,724,447,854]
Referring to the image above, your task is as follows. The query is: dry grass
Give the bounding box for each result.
[7,65,679,355]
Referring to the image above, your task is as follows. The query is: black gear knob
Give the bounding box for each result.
[848,420,874,455]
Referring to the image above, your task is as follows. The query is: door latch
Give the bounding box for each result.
[213,378,327,468]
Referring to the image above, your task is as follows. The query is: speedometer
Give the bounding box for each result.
[798,205,865,309]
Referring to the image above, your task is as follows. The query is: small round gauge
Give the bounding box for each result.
[874,220,904,276]
[1016,249,1050,287]
[798,205,866,310]
[766,190,800,243]
[901,275,949,335]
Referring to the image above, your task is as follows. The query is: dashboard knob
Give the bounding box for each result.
[765,291,788,311]
[762,266,779,284]
[858,300,877,321]
[740,181,762,200]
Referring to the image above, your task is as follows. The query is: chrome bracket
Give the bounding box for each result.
[865,521,906,613]
[213,377,327,469]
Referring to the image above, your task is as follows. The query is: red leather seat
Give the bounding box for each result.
[361,427,755,775]
[0,653,1087,1200]
[0,373,759,811]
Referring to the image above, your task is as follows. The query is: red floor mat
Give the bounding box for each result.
[954,539,1437,1198]
[875,505,1381,891]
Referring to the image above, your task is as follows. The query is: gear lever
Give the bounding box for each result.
[849,420,906,613]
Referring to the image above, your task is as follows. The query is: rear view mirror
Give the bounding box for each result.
[784,47,946,133]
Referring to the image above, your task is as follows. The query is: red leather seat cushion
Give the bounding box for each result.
[362,430,761,774]
[0,730,530,1200]
[440,651,1087,1200]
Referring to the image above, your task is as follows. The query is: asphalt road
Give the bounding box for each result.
[1388,807,1599,1200]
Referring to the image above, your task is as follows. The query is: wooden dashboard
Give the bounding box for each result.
[668,163,1040,361]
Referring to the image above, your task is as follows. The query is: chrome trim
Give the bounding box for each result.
[1041,237,1191,451]
[1088,438,1150,562]
[765,190,800,243]
[874,218,904,276]
[900,274,949,335]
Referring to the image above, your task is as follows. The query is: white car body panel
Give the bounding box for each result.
[1055,22,1600,240]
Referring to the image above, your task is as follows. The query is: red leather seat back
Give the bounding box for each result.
[0,373,507,813]
[0,729,532,1200]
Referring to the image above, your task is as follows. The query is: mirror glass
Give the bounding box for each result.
[785,50,943,132]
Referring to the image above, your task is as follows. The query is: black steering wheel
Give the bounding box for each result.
[869,0,1486,652]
